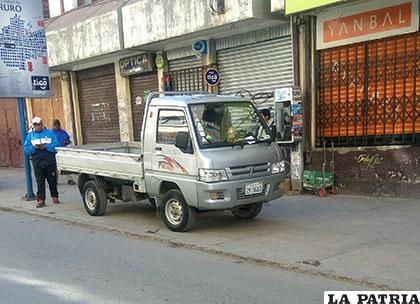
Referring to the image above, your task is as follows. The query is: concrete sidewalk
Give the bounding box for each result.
[1,167,419,290]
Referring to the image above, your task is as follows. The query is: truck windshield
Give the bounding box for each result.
[189,101,272,148]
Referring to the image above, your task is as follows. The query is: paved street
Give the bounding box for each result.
[0,211,366,304]
[1,167,420,291]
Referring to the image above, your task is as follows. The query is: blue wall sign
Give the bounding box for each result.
[205,68,220,86]
[192,40,208,56]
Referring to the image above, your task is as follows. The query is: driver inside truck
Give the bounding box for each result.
[257,108,274,140]
[201,106,222,143]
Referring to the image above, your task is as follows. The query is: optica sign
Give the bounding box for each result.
[316,0,419,49]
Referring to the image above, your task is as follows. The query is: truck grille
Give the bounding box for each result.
[236,184,270,201]
[228,162,270,179]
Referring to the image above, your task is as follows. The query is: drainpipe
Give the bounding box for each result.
[310,16,317,150]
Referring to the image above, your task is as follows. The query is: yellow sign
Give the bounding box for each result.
[285,0,342,14]
[155,53,165,70]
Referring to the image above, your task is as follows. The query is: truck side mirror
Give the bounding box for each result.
[270,125,277,143]
[175,132,193,154]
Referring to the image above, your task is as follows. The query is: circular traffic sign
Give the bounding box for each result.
[205,68,220,86]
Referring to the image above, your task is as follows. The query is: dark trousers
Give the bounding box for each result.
[34,164,59,201]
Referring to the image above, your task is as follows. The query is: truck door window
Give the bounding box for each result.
[157,110,189,144]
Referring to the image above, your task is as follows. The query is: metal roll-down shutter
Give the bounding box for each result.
[77,64,120,144]
[217,37,293,107]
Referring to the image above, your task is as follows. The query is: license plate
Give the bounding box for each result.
[245,182,263,195]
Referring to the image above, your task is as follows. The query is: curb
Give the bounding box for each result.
[0,205,398,291]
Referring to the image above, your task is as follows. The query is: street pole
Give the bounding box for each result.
[17,97,36,200]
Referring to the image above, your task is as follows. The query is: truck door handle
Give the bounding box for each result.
[155,147,162,151]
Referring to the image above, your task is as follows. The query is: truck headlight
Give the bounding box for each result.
[272,161,286,174]
[199,169,228,183]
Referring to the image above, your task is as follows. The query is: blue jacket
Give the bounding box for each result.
[53,129,71,147]
[24,127,59,167]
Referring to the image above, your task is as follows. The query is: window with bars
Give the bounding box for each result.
[317,32,420,147]
[169,65,216,92]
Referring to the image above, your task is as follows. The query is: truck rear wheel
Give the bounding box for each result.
[82,180,108,216]
[231,202,263,219]
[160,190,196,232]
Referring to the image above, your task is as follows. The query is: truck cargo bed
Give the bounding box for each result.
[56,142,143,181]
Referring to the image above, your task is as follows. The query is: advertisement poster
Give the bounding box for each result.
[291,104,303,138]
[0,0,50,97]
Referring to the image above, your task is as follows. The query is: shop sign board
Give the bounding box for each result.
[119,54,155,77]
[285,0,341,15]
[316,0,419,50]
[0,0,50,97]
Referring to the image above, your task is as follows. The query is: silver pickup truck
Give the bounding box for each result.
[57,92,287,232]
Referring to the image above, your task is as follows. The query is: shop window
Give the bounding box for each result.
[318,32,420,146]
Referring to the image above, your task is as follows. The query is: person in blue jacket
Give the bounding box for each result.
[24,117,60,208]
[52,119,70,147]
[52,119,75,185]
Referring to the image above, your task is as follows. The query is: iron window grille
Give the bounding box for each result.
[317,32,420,147]
[170,65,217,92]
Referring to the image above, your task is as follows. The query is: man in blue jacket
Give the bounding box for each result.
[24,117,60,208]
[52,119,70,147]
[52,119,75,185]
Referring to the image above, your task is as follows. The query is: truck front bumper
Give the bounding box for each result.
[196,173,286,210]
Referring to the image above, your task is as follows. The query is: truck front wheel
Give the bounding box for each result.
[231,202,263,219]
[82,180,108,216]
[160,190,196,232]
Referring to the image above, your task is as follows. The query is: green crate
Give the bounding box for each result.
[303,170,334,189]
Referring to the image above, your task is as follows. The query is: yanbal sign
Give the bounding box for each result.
[316,0,419,49]
[0,0,50,97]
